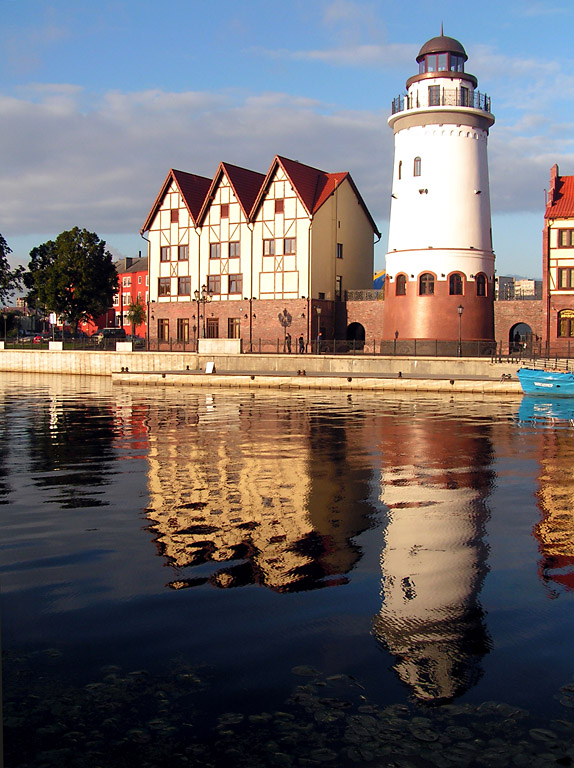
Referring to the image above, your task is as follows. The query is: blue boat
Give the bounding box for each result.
[517,367,574,397]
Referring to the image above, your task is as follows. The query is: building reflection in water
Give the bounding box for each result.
[144,392,379,593]
[373,402,495,703]
[527,400,574,596]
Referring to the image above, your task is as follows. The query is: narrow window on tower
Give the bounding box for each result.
[395,274,407,296]
[476,274,487,297]
[414,157,422,177]
[419,273,434,295]
[449,273,463,295]
[460,87,469,107]
[398,161,402,180]
[428,85,440,107]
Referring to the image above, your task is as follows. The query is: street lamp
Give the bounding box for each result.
[316,306,322,353]
[194,284,212,339]
[457,304,464,357]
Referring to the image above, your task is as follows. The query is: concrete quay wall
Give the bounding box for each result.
[0,349,519,379]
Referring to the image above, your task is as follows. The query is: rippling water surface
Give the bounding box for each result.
[2,372,574,766]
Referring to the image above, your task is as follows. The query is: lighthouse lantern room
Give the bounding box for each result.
[384,34,495,344]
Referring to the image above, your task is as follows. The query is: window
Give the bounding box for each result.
[228,274,242,294]
[284,238,296,255]
[449,273,463,295]
[437,53,448,71]
[178,276,191,296]
[263,239,275,256]
[460,87,469,107]
[275,199,284,214]
[113,293,119,306]
[419,273,435,295]
[171,209,179,223]
[229,241,240,259]
[210,243,221,259]
[428,85,440,106]
[221,203,229,219]
[122,276,131,287]
[138,275,142,284]
[476,274,487,296]
[336,243,343,259]
[158,277,171,297]
[558,268,574,289]
[228,318,240,339]
[160,246,170,262]
[206,318,219,338]
[207,275,221,295]
[558,310,574,337]
[414,157,421,177]
[335,275,342,300]
[396,274,407,296]
[158,319,169,341]
[178,245,188,261]
[146,275,149,286]
[398,160,402,180]
[318,292,325,300]
[123,292,131,304]
[137,292,141,301]
[558,229,574,247]
[177,318,189,342]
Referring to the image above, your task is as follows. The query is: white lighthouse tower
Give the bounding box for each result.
[384,33,495,344]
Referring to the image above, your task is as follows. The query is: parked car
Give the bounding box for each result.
[95,328,126,344]
[125,334,146,348]
[33,333,50,344]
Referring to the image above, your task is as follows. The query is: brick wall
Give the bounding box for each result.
[493,300,543,353]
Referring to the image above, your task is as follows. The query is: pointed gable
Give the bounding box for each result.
[141,168,211,233]
[251,156,380,235]
[198,162,266,224]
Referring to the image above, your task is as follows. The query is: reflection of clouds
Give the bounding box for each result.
[145,393,375,593]
[534,431,574,596]
[373,408,493,703]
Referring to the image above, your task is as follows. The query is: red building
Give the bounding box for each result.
[113,255,148,336]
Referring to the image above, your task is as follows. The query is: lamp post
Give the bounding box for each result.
[457,304,464,357]
[315,306,322,353]
[194,284,212,339]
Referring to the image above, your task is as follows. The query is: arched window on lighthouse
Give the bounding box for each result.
[419,273,435,295]
[449,273,463,295]
[476,273,487,296]
[396,274,407,296]
[414,157,421,177]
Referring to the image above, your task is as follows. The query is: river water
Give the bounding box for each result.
[2,372,574,767]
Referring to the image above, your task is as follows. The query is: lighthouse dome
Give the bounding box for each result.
[417,35,467,62]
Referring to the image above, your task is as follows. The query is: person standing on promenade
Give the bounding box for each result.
[298,335,305,354]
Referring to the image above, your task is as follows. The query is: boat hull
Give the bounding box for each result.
[518,367,574,397]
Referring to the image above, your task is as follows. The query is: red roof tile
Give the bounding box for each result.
[141,169,211,232]
[198,162,266,223]
[545,167,574,220]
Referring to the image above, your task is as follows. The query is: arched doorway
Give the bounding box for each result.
[509,322,533,353]
[347,322,365,350]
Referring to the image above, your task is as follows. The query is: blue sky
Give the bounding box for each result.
[2,0,574,280]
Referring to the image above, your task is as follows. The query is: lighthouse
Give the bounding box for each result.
[384,34,495,344]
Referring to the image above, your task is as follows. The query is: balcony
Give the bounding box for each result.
[391,89,491,115]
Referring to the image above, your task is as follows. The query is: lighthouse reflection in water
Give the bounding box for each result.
[374,406,493,702]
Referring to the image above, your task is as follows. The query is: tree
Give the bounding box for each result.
[0,233,24,305]
[25,228,118,334]
[126,297,146,332]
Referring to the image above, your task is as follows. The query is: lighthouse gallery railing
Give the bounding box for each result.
[391,90,491,115]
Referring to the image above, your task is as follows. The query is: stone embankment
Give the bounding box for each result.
[0,349,522,394]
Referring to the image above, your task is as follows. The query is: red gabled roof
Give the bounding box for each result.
[250,156,380,236]
[198,162,266,224]
[545,164,574,219]
[141,168,211,233]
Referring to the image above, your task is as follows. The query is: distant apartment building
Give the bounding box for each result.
[112,255,148,336]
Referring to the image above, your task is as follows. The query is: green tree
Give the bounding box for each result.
[25,228,118,334]
[126,297,146,332]
[0,233,24,305]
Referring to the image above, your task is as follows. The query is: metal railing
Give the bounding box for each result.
[391,89,491,115]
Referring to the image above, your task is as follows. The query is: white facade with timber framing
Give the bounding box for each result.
[384,33,496,345]
[142,156,380,346]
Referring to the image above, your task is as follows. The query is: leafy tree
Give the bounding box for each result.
[126,297,146,332]
[0,233,24,305]
[25,228,118,334]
